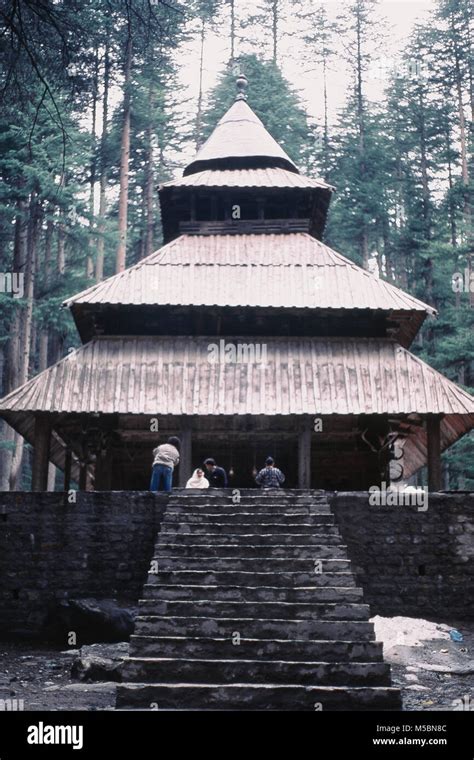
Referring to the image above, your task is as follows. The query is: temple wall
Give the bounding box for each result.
[0,491,472,636]
[0,492,167,636]
[330,492,474,620]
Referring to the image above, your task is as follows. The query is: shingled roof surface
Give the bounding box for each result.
[161,167,332,191]
[1,336,472,478]
[184,99,299,175]
[64,233,435,317]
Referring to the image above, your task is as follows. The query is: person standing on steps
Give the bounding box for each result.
[255,456,285,488]
[150,436,180,492]
[203,458,228,488]
[186,468,210,489]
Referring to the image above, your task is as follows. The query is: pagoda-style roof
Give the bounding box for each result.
[158,78,334,243]
[1,336,472,479]
[183,99,299,176]
[1,74,473,492]
[64,233,435,347]
[160,167,333,191]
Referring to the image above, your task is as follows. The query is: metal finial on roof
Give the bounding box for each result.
[235,73,248,101]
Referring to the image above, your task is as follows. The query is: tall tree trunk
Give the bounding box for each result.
[38,331,48,376]
[394,147,408,289]
[470,254,474,311]
[0,347,9,490]
[451,14,471,244]
[271,0,278,63]
[43,329,61,491]
[144,83,155,259]
[322,58,329,180]
[417,86,431,238]
[44,217,53,281]
[8,203,28,473]
[0,199,27,490]
[381,215,392,281]
[96,40,110,282]
[195,17,205,150]
[57,216,66,275]
[355,5,369,269]
[116,33,132,273]
[445,117,457,248]
[38,218,53,372]
[6,201,26,392]
[139,185,147,262]
[229,0,235,62]
[87,48,99,278]
[10,193,41,489]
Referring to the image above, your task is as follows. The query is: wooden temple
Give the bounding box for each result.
[1,75,473,491]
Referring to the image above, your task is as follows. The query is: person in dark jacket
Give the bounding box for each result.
[204,458,228,488]
[255,456,285,488]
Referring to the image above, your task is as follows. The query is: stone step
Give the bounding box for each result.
[166,505,331,515]
[173,490,329,495]
[122,657,391,686]
[116,682,401,711]
[162,513,335,526]
[141,584,364,603]
[168,494,329,505]
[162,523,335,535]
[137,599,371,621]
[149,557,351,573]
[132,616,376,641]
[157,531,343,545]
[154,543,349,559]
[145,570,357,587]
[128,635,384,662]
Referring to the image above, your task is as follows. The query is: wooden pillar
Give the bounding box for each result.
[224,194,231,221]
[298,428,312,489]
[178,427,192,487]
[79,463,88,491]
[31,414,51,491]
[210,195,217,222]
[427,415,442,491]
[95,448,113,490]
[85,468,94,491]
[47,463,56,491]
[63,448,72,492]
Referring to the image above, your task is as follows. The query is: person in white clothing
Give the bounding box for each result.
[186,468,210,489]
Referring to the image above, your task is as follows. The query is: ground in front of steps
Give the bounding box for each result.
[0,617,473,711]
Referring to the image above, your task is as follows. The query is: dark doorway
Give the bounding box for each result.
[108,436,298,490]
[192,438,297,489]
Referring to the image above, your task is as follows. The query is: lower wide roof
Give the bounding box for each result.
[0,336,472,478]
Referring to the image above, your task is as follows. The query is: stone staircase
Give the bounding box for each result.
[116,490,401,710]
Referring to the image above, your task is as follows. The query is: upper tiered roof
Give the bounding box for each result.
[184,76,298,176]
[158,74,333,242]
[161,167,331,191]
[63,75,437,347]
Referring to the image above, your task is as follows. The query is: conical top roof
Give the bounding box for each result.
[184,90,299,176]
